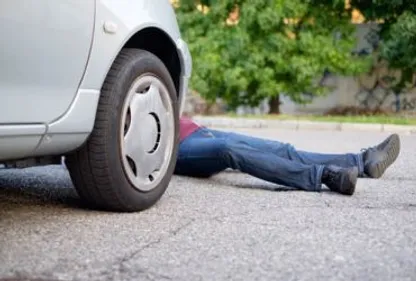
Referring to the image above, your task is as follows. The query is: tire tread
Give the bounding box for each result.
[66,48,179,212]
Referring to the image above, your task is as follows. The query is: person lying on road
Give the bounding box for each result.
[174,116,401,195]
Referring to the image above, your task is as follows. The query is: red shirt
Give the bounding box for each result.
[179,117,201,142]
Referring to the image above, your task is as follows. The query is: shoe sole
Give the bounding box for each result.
[342,167,358,196]
[367,134,401,179]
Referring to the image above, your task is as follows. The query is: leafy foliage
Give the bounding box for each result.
[175,0,371,110]
[349,0,416,91]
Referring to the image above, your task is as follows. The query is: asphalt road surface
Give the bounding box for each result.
[1,128,415,281]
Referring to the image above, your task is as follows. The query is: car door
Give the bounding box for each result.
[0,0,95,124]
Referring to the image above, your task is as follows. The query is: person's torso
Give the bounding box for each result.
[179,117,202,141]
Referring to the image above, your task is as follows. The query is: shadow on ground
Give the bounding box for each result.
[0,164,412,214]
[0,165,82,211]
[0,166,304,213]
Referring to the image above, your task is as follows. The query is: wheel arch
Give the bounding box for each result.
[123,27,182,98]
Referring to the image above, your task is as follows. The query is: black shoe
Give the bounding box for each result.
[322,165,358,195]
[362,134,401,179]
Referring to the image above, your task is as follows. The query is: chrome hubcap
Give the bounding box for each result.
[120,75,175,191]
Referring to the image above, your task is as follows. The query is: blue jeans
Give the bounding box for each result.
[174,128,365,191]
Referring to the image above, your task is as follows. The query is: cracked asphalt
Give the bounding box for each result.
[1,128,415,281]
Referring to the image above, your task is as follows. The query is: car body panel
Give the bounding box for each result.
[77,0,192,115]
[79,0,183,91]
[0,0,95,124]
[33,89,100,157]
[0,125,45,160]
[0,0,191,162]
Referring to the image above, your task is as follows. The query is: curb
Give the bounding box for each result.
[192,116,416,135]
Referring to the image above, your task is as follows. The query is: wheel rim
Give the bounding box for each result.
[120,74,175,192]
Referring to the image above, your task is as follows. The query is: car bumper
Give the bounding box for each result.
[176,38,192,116]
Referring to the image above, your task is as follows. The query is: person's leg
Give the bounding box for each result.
[175,128,340,192]
[209,129,365,176]
[174,128,225,178]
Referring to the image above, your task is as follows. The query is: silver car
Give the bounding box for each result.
[0,0,192,212]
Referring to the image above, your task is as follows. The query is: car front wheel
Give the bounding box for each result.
[66,48,179,212]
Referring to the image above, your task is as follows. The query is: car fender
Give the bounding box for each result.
[40,0,191,155]
[79,0,187,91]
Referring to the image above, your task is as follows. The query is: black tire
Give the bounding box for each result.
[65,48,179,212]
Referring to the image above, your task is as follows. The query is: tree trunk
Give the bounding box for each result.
[268,95,280,114]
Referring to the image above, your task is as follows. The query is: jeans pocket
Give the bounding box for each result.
[199,129,215,138]
[203,132,215,138]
